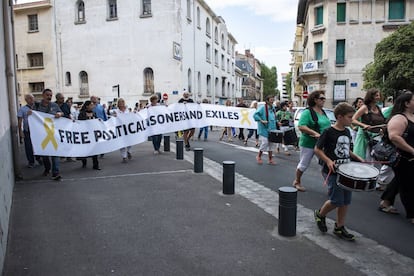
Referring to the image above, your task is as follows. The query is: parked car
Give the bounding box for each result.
[293,107,336,137]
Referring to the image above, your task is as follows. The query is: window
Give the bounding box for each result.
[108,0,117,19]
[76,1,85,22]
[221,54,225,70]
[27,53,43,67]
[197,7,200,28]
[142,0,151,16]
[221,33,225,50]
[79,71,89,96]
[29,82,44,94]
[206,18,211,36]
[314,42,323,60]
[214,49,218,66]
[65,72,72,86]
[336,39,345,65]
[214,27,218,44]
[227,59,230,73]
[315,6,323,25]
[187,0,191,20]
[206,75,211,96]
[389,0,405,20]
[227,40,230,54]
[28,14,38,32]
[197,72,201,96]
[187,69,192,93]
[206,43,211,62]
[144,67,154,94]
[337,3,346,23]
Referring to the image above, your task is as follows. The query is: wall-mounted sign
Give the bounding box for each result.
[303,61,318,72]
[350,82,358,87]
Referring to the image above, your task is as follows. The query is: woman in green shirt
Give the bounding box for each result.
[293,91,331,192]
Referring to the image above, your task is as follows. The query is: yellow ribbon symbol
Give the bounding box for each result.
[41,118,58,150]
[240,109,251,126]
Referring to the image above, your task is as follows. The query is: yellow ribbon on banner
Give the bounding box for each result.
[41,117,58,150]
[240,109,251,126]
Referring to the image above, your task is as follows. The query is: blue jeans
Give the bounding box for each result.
[198,126,209,139]
[151,134,162,151]
[42,156,60,176]
[23,130,35,164]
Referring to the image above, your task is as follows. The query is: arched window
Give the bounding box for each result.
[227,40,230,53]
[77,0,85,22]
[187,69,192,93]
[79,71,89,96]
[143,67,154,94]
[215,77,219,96]
[221,33,225,50]
[65,72,71,86]
[214,27,218,43]
[205,18,211,36]
[206,75,211,96]
[197,7,200,28]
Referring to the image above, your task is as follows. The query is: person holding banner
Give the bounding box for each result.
[31,88,64,181]
[219,100,234,142]
[147,95,163,154]
[244,101,259,147]
[112,98,132,162]
[77,101,100,170]
[253,95,278,165]
[178,92,195,151]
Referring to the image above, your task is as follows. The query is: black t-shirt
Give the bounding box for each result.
[316,127,352,174]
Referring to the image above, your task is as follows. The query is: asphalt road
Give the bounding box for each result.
[190,127,414,259]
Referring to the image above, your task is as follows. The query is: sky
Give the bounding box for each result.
[16,0,299,88]
[204,0,299,87]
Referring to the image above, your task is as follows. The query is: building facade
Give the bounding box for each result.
[236,50,264,102]
[291,0,414,107]
[14,0,237,107]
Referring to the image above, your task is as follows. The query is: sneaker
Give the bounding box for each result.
[127,152,132,160]
[333,224,355,241]
[52,174,62,181]
[122,158,128,163]
[314,210,327,233]
[154,150,159,155]
[185,144,191,151]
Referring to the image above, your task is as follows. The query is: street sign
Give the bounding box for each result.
[303,91,308,99]
[162,93,168,101]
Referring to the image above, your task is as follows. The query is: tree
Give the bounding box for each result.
[363,22,414,97]
[261,62,278,98]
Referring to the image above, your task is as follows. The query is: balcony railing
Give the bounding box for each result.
[298,59,327,77]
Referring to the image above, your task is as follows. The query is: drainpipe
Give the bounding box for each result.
[4,0,22,179]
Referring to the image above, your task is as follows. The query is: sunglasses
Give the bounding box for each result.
[317,97,326,100]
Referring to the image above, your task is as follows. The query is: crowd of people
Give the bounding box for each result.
[18,87,414,236]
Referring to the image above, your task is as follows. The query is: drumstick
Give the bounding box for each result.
[369,124,387,129]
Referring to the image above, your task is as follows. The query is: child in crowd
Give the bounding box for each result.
[314,102,364,241]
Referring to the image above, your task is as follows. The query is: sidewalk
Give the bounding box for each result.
[3,140,362,276]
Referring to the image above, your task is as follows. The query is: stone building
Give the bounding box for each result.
[14,0,237,107]
[291,0,414,107]
[236,50,263,102]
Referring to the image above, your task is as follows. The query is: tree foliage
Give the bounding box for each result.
[261,62,278,98]
[363,22,414,97]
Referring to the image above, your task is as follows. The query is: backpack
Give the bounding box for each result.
[307,107,327,133]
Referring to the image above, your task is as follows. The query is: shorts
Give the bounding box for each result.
[259,135,275,152]
[323,172,352,207]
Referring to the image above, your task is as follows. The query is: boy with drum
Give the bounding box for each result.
[313,102,364,241]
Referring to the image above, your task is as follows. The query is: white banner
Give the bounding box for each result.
[29,103,257,157]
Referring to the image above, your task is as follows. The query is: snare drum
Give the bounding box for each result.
[283,128,298,145]
[336,162,379,192]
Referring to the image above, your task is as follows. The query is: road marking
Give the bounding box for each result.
[175,144,414,276]
[17,169,193,184]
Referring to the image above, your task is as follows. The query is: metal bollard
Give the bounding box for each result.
[193,148,203,173]
[176,140,184,160]
[222,161,235,195]
[278,186,297,237]
[163,135,170,152]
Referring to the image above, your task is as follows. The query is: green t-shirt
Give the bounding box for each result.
[382,105,393,120]
[298,109,331,148]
